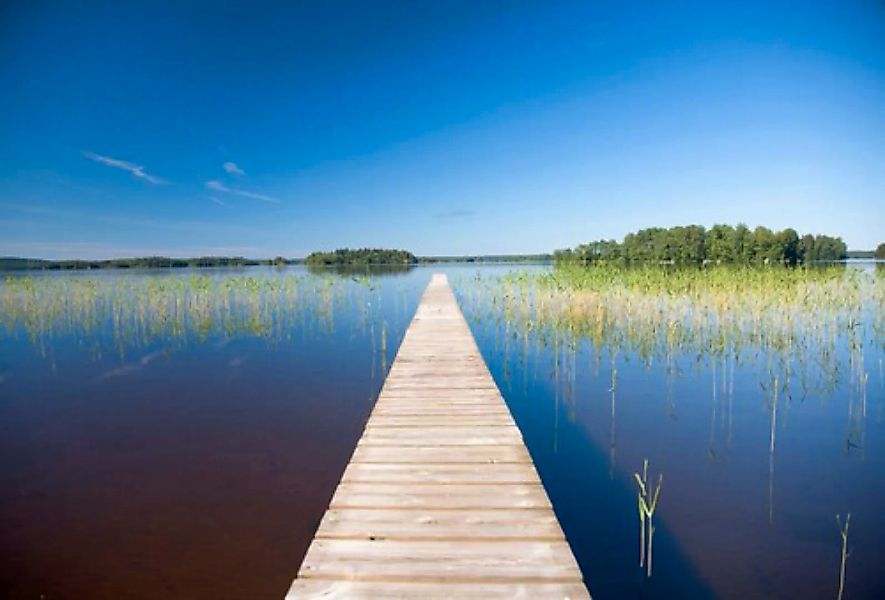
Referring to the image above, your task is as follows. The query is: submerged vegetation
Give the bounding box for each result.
[0,273,406,359]
[554,224,851,266]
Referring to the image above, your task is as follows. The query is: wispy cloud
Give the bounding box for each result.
[223,161,245,176]
[434,209,477,219]
[83,151,166,184]
[208,196,227,206]
[205,180,279,203]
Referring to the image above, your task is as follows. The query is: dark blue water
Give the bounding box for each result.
[1,265,882,599]
[453,265,884,599]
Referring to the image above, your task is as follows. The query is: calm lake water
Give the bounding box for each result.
[1,265,882,599]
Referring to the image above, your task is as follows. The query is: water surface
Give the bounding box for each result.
[0,266,422,598]
[454,264,883,599]
[1,264,882,599]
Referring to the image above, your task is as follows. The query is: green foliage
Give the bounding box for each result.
[876,243,885,260]
[304,248,417,266]
[554,223,848,266]
[0,256,277,270]
[805,235,849,263]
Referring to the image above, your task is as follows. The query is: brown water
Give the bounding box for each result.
[0,267,420,599]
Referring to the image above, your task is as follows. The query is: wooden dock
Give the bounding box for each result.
[287,274,589,599]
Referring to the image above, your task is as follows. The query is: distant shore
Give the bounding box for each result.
[0,254,554,272]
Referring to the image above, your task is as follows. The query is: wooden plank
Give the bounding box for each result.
[314,508,564,541]
[373,395,504,404]
[381,384,500,392]
[287,274,589,598]
[297,539,583,582]
[287,580,590,599]
[366,414,515,427]
[358,429,523,446]
[359,426,523,438]
[386,365,488,372]
[380,384,498,393]
[383,377,492,383]
[350,445,532,464]
[342,462,540,484]
[329,483,552,510]
[370,401,511,411]
[392,357,484,363]
[370,407,512,417]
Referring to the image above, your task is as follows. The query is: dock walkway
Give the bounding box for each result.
[287,274,589,598]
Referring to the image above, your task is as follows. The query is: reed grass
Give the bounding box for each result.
[458,264,882,398]
[0,273,402,359]
[836,513,851,600]
[634,458,663,578]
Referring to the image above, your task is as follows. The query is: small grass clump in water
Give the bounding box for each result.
[634,458,663,579]
[836,513,851,600]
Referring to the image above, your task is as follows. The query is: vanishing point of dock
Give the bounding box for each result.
[287,274,590,598]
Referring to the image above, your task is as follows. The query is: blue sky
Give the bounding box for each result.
[1,1,882,258]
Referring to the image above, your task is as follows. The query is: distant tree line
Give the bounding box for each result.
[554,224,850,266]
[877,243,885,260]
[304,248,417,266]
[0,256,287,271]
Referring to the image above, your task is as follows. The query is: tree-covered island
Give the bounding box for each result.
[304,248,417,266]
[554,224,851,266]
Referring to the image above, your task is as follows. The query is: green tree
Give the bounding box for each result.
[777,228,800,266]
[667,225,706,264]
[734,223,753,263]
[707,224,736,264]
[812,235,847,262]
[554,223,848,268]
[800,234,815,264]
[623,228,666,262]
[304,248,417,266]
[752,226,777,264]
